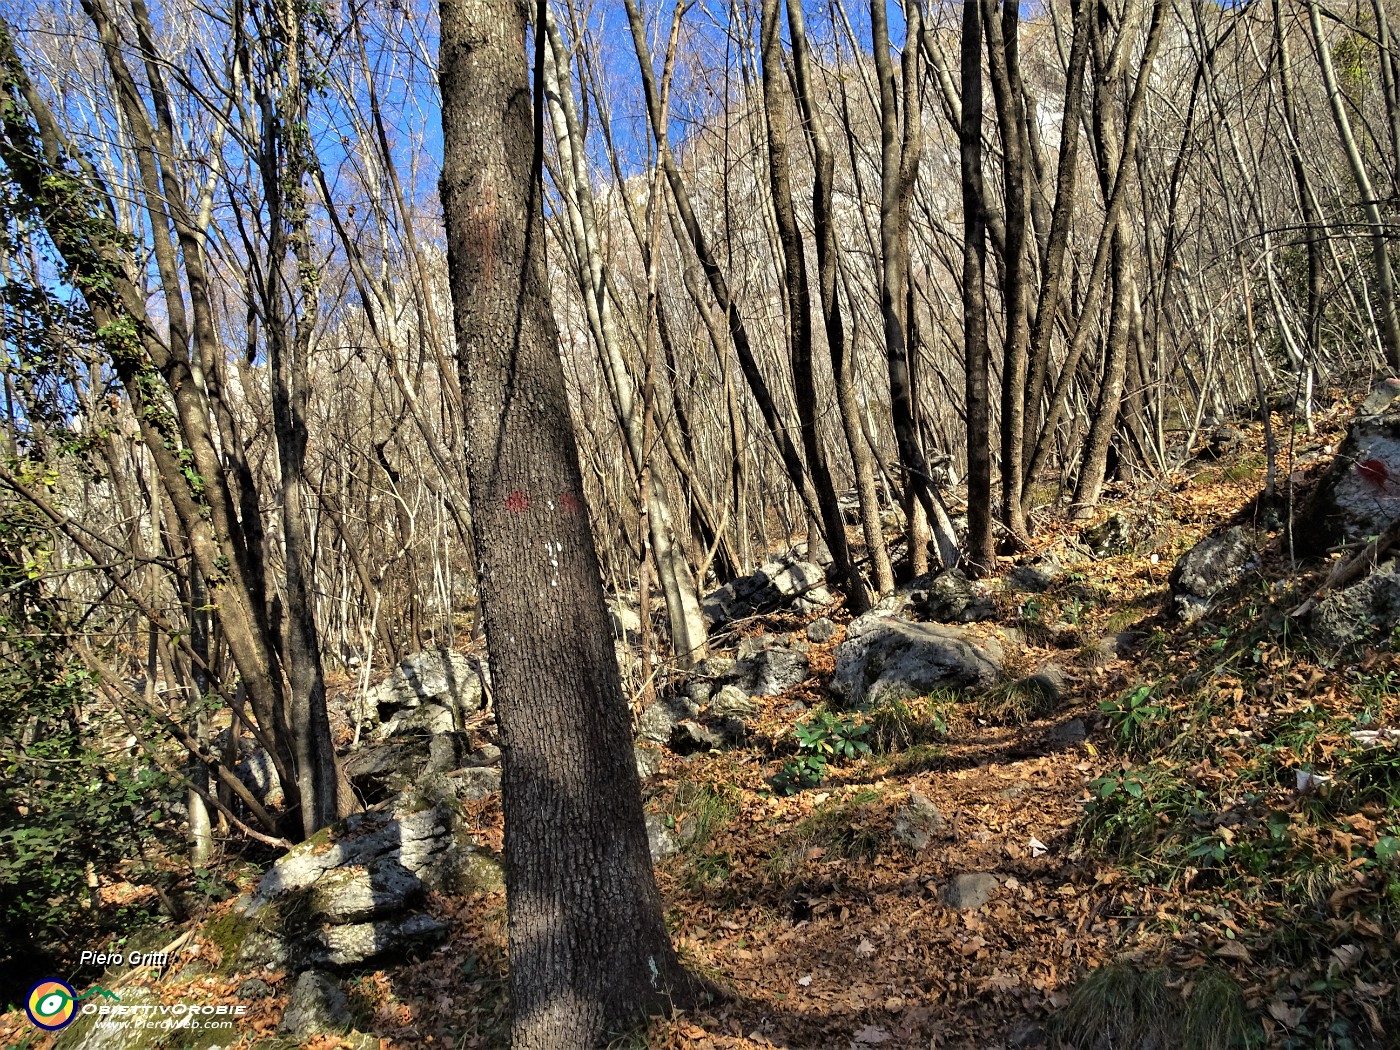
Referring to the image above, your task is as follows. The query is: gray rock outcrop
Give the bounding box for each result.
[231,793,499,972]
[279,971,352,1036]
[703,555,832,627]
[367,648,488,729]
[942,873,1000,910]
[1308,564,1400,655]
[911,569,996,623]
[1299,379,1400,550]
[830,615,1003,708]
[1169,527,1252,622]
[735,637,809,696]
[893,790,947,852]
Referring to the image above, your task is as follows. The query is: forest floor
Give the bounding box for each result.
[5,388,1400,1050]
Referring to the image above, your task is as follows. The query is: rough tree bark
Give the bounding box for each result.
[438,0,701,1042]
[960,0,996,573]
[758,0,868,611]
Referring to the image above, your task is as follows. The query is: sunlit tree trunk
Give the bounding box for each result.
[439,0,702,1041]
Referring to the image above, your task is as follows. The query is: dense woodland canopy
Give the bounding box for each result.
[1,0,1399,1041]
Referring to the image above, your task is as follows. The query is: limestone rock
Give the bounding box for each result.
[1005,558,1065,595]
[1041,716,1088,749]
[893,790,947,852]
[461,743,501,767]
[607,600,642,641]
[1308,565,1400,655]
[1204,423,1246,460]
[710,684,759,719]
[306,913,447,970]
[830,615,1003,709]
[645,813,679,862]
[635,745,663,779]
[279,971,351,1036]
[1082,512,1164,558]
[942,873,999,910]
[239,793,496,971]
[636,694,700,745]
[807,617,838,643]
[54,986,156,1050]
[1170,527,1252,620]
[703,555,831,627]
[1299,380,1400,550]
[670,720,724,754]
[737,642,809,696]
[236,977,274,999]
[911,569,995,623]
[1019,664,1067,707]
[367,647,486,721]
[232,743,283,809]
[451,767,501,800]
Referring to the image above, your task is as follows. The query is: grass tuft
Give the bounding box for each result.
[1052,963,1178,1049]
[1182,968,1255,1050]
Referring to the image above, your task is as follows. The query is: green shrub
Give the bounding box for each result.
[770,710,871,795]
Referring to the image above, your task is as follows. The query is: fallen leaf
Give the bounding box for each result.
[1268,1001,1304,1028]
[1329,944,1363,974]
[852,1025,891,1045]
[1215,941,1251,963]
[855,938,875,957]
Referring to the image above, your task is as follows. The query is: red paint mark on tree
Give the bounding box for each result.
[504,490,530,513]
[559,491,581,514]
[1357,459,1391,488]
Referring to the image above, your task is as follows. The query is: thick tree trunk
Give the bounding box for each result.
[439,0,700,1043]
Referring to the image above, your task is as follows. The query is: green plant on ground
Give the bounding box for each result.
[681,849,734,892]
[784,795,879,868]
[883,743,947,776]
[978,678,1061,726]
[770,709,871,795]
[1053,962,1255,1050]
[1082,762,1219,872]
[1100,683,1169,747]
[794,709,872,761]
[868,692,954,752]
[665,780,738,851]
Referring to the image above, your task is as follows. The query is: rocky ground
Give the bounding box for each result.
[8,381,1400,1049]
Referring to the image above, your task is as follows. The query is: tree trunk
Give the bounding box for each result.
[984,0,1032,547]
[1305,0,1400,370]
[960,0,996,573]
[785,0,893,597]
[539,17,709,661]
[439,0,701,1042]
[758,0,868,611]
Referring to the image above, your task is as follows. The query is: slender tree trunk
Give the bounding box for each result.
[257,0,347,834]
[540,16,710,659]
[985,0,1032,547]
[758,0,868,610]
[1306,0,1400,370]
[188,561,213,868]
[1071,221,1132,517]
[439,0,701,1042]
[960,0,995,572]
[785,0,893,597]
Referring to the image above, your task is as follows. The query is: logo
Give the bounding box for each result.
[25,979,121,1030]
